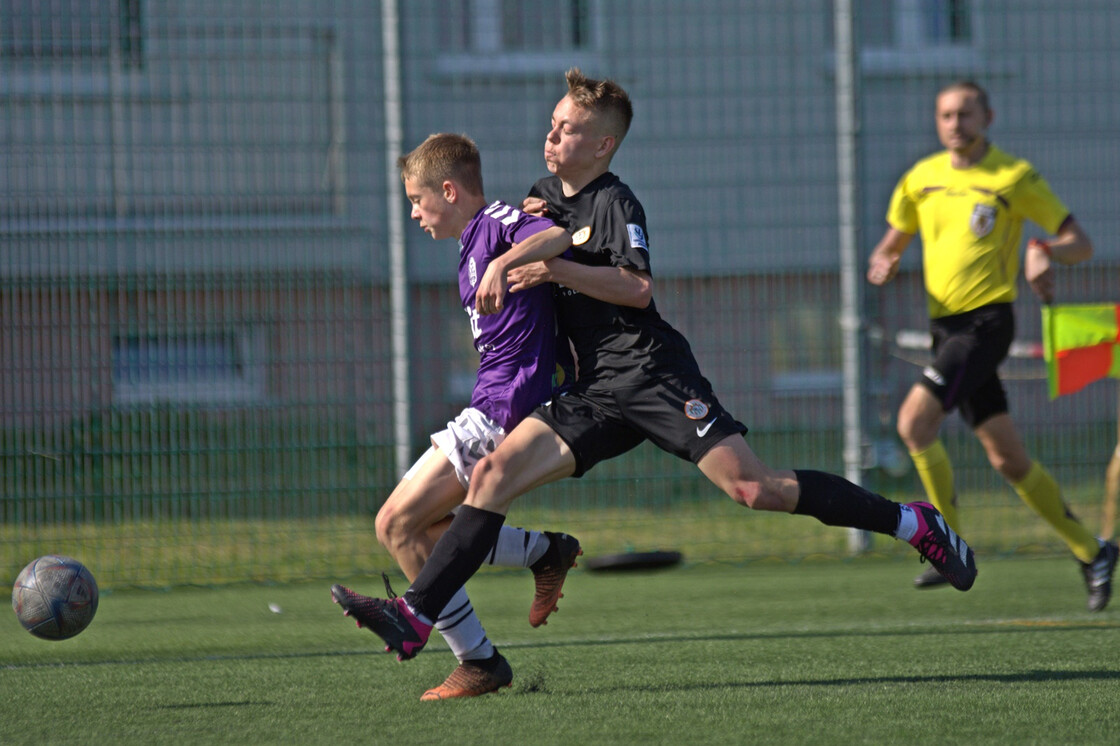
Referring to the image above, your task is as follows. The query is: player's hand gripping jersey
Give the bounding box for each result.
[886,145,1070,319]
[458,200,570,431]
[528,172,702,387]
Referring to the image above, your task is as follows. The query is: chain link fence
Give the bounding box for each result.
[3,1,1117,587]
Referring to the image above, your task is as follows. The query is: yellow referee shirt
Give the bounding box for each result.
[886,145,1070,319]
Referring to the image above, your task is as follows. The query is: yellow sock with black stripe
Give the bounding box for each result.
[910,440,961,534]
[1013,461,1099,564]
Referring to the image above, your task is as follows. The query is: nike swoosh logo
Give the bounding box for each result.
[696,420,716,437]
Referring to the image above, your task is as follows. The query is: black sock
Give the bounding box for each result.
[469,649,504,671]
[791,469,901,535]
[404,505,506,622]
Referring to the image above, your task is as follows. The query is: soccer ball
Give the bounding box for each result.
[11,555,99,640]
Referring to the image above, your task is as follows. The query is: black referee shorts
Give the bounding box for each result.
[534,374,748,478]
[919,302,1014,428]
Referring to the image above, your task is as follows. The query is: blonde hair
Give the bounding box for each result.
[397,133,483,195]
[564,67,633,145]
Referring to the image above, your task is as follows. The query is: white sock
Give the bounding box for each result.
[434,586,494,662]
[403,599,433,627]
[894,504,918,542]
[486,526,548,568]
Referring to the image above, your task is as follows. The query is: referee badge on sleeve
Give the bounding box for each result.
[970,203,997,237]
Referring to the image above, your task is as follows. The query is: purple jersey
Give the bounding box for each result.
[459,200,559,431]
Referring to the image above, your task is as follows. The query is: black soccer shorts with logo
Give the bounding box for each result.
[533,373,748,478]
[919,302,1014,428]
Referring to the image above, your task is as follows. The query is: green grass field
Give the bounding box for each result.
[3,556,1119,745]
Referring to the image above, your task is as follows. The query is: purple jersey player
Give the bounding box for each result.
[331,134,582,701]
[460,199,567,435]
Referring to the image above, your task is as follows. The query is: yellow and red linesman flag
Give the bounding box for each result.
[1042,303,1120,399]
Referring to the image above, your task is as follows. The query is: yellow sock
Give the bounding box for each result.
[910,440,961,534]
[1013,462,1100,563]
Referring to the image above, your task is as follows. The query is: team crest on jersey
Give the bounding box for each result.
[571,226,591,245]
[469,257,478,286]
[683,399,709,420]
[970,204,997,238]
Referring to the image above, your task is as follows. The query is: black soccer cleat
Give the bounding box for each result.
[904,502,977,591]
[1080,540,1119,612]
[331,575,432,660]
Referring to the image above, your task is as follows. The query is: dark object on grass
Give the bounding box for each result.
[583,550,683,572]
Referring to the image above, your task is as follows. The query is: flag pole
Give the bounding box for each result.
[1102,389,1120,539]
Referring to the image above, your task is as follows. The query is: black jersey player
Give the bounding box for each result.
[332,70,979,690]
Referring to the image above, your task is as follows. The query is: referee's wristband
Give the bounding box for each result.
[1028,238,1052,257]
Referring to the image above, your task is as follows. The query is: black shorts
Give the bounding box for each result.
[919,303,1014,428]
[533,374,748,478]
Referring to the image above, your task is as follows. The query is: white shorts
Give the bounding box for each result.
[422,407,507,489]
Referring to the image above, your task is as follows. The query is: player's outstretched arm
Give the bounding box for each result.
[537,260,652,309]
[476,226,571,315]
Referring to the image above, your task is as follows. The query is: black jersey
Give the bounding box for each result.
[529,172,702,388]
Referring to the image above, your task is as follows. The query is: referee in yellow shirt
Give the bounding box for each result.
[867,80,1118,610]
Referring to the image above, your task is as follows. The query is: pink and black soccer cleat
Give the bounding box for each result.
[905,502,977,591]
[331,579,432,661]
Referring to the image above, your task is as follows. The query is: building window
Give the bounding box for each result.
[839,0,980,74]
[112,330,266,405]
[448,0,591,53]
[768,303,843,397]
[434,0,599,77]
[0,0,143,67]
[1,22,343,226]
[923,0,971,44]
[893,0,970,47]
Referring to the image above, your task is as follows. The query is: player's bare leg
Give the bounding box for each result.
[464,416,577,516]
[336,441,572,696]
[696,435,801,513]
[375,448,465,580]
[698,435,976,590]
